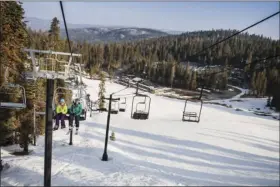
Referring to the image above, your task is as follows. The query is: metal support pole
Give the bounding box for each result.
[69,127,73,145]
[44,79,54,187]
[102,94,112,161]
[33,103,36,146]
[90,101,92,117]
[101,86,126,161]
[0,146,2,170]
[199,83,204,100]
[0,146,2,186]
[136,82,139,95]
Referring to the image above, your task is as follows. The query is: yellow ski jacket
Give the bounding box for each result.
[56,104,68,114]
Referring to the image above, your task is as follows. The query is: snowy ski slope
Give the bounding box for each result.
[1,78,279,186]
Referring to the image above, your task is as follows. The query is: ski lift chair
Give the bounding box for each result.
[110,100,119,114]
[70,87,88,120]
[119,98,127,112]
[86,96,93,112]
[77,98,87,121]
[182,98,203,123]
[88,100,99,117]
[52,87,73,120]
[0,83,26,109]
[131,94,151,120]
[24,49,82,80]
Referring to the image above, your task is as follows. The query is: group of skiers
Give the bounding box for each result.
[54,98,82,134]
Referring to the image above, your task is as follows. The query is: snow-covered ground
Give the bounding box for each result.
[1,78,279,186]
[206,85,279,120]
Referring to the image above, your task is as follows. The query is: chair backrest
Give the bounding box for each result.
[0,83,26,109]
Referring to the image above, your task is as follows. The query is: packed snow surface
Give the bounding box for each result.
[1,78,279,186]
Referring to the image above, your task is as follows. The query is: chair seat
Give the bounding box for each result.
[133,112,148,120]
[119,108,126,112]
[135,110,147,114]
[36,112,46,115]
[183,112,197,117]
[0,102,26,109]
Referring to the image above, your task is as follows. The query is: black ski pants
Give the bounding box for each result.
[69,114,80,128]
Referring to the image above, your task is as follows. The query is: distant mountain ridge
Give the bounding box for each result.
[25,17,179,43]
[61,27,169,43]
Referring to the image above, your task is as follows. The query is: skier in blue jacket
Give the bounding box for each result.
[68,98,83,134]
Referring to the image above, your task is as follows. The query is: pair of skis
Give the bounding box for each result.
[66,128,79,135]
[53,126,79,135]
[53,126,65,131]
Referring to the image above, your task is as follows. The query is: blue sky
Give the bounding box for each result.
[22,1,279,39]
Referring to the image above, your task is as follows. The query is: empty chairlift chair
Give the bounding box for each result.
[131,94,151,120]
[0,83,26,109]
[110,100,119,114]
[182,99,203,123]
[119,98,127,112]
[86,94,91,111]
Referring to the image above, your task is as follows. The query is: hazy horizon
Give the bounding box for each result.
[22,1,279,39]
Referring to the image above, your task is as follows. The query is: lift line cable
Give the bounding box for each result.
[190,11,280,61]
[192,11,280,99]
[59,1,72,57]
[60,1,85,85]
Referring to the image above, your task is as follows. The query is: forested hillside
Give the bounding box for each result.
[0,1,33,151]
[28,25,280,107]
[0,2,71,151]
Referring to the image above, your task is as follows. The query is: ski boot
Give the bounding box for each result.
[53,125,59,131]
[66,126,73,135]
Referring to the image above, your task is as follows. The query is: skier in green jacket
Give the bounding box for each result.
[68,98,83,134]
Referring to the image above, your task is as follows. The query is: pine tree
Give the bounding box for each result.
[267,96,271,107]
[245,51,252,73]
[191,71,197,90]
[184,62,190,89]
[221,58,228,89]
[98,71,106,109]
[255,72,261,96]
[262,77,267,97]
[169,62,176,88]
[48,17,61,51]
[0,1,28,147]
[18,81,36,152]
[96,44,104,68]
[258,70,267,97]
[250,71,256,95]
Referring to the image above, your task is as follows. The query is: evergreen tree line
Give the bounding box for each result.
[24,16,280,110]
[28,18,280,108]
[29,27,278,88]
[249,66,280,109]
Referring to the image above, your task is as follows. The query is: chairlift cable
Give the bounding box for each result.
[190,11,280,60]
[60,1,85,87]
[59,1,72,58]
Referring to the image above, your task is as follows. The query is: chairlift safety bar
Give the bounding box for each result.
[24,49,82,57]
